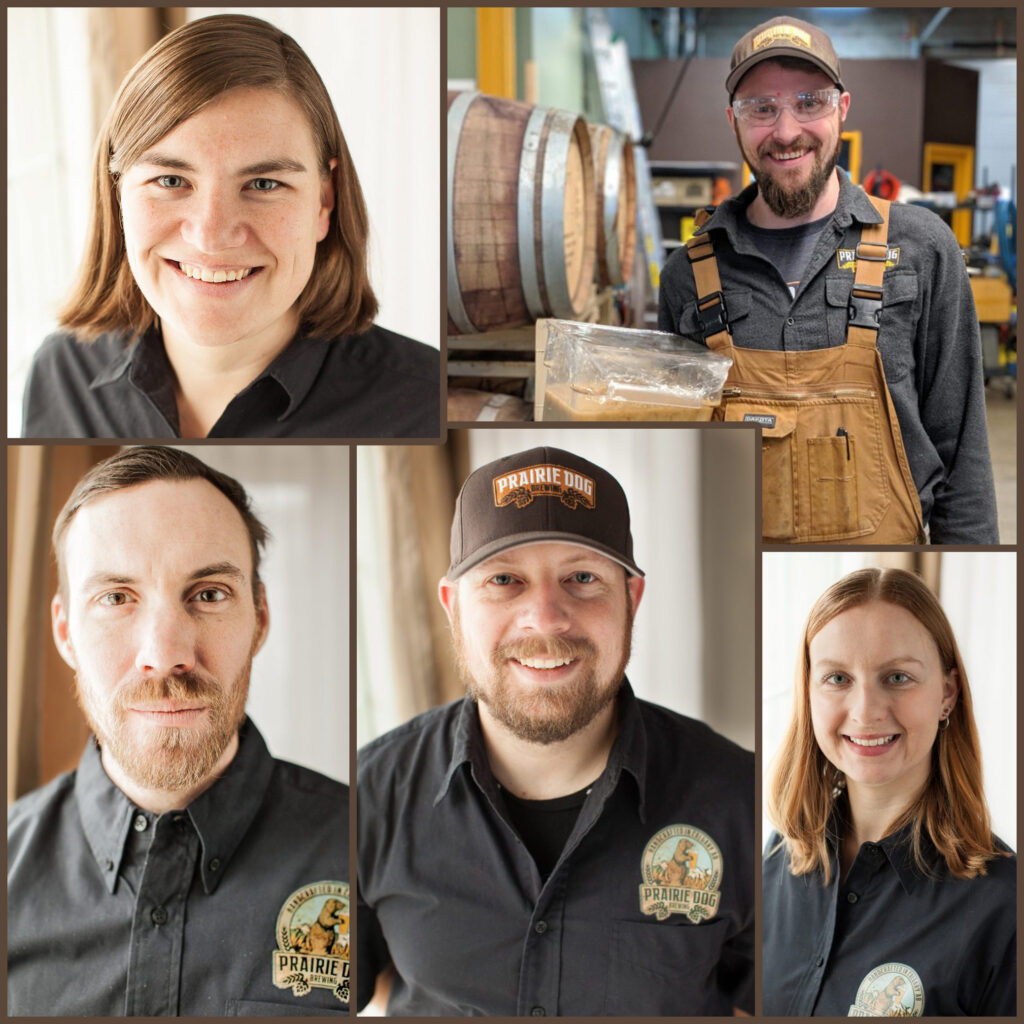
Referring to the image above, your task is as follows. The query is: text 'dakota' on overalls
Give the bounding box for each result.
[686,195,925,544]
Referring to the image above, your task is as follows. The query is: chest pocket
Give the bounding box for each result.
[603,918,730,1015]
[675,289,752,340]
[824,271,920,381]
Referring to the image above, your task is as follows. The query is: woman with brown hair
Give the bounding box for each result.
[22,13,438,439]
[763,568,1015,1017]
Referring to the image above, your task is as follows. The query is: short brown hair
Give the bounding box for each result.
[766,568,1005,882]
[54,446,270,602]
[59,13,377,342]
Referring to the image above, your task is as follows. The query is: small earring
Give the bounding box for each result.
[938,710,951,731]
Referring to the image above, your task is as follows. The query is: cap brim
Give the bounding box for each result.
[447,534,644,581]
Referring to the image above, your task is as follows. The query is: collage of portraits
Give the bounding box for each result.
[6,6,1018,1021]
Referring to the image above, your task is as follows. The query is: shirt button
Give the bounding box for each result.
[104,859,114,872]
[534,920,548,935]
[816,955,824,967]
[786,317,795,325]
[530,1008,546,1016]
[209,857,222,872]
[847,892,859,904]
[132,814,148,832]
[151,905,169,925]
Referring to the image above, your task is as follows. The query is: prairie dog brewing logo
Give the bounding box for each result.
[639,824,723,923]
[837,247,901,271]
[271,881,350,1004]
[753,24,813,51]
[849,963,924,1017]
[492,463,596,510]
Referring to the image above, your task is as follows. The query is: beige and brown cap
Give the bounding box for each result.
[727,16,843,97]
[447,446,644,580]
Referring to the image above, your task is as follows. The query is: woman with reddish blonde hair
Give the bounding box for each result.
[763,568,1015,1017]
[22,13,438,439]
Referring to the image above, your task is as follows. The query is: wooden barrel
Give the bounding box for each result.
[447,91,596,335]
[587,123,637,287]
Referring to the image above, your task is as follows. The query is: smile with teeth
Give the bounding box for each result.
[177,261,256,283]
[514,656,575,670]
[846,735,898,747]
[768,147,811,162]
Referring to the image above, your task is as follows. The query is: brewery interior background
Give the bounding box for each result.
[446,7,1017,541]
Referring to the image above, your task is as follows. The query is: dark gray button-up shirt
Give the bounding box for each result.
[763,824,1016,1016]
[8,719,350,1016]
[21,324,440,439]
[658,170,998,544]
[358,682,754,1016]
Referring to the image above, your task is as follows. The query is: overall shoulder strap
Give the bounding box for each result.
[847,194,891,349]
[684,206,732,348]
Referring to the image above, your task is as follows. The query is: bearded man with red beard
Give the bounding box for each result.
[658,16,997,546]
[357,446,754,1017]
[8,447,350,1016]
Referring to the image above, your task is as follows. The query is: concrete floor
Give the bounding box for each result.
[985,380,1017,543]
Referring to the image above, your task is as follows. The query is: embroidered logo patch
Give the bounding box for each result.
[492,463,596,510]
[848,962,924,1016]
[638,824,723,923]
[271,881,350,1004]
[836,247,901,271]
[753,24,812,51]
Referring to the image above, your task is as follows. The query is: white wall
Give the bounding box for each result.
[174,445,350,784]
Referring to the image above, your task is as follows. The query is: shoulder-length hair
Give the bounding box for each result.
[59,13,377,342]
[766,567,1003,882]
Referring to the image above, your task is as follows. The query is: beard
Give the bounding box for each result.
[453,599,635,745]
[75,659,252,793]
[739,127,842,219]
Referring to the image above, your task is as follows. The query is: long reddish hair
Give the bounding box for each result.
[766,568,1004,882]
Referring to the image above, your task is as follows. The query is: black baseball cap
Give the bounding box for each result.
[447,446,644,580]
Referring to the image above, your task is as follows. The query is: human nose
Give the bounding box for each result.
[180,189,247,254]
[515,580,572,635]
[771,105,804,140]
[848,680,886,725]
[133,603,197,676]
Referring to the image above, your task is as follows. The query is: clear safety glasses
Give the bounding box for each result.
[731,88,841,127]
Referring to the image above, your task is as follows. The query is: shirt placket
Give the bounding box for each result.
[514,780,613,1017]
[124,812,199,1016]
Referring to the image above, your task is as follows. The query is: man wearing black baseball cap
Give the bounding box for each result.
[357,446,753,1016]
[659,15,997,545]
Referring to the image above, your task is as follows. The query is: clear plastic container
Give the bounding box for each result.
[540,320,733,421]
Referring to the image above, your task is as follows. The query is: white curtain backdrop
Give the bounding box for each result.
[761,551,1016,848]
[174,445,349,784]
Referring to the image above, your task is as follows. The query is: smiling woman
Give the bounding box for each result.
[21,14,439,439]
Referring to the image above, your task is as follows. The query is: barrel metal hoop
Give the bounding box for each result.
[446,90,479,335]
[541,109,578,317]
[518,105,549,320]
[602,131,625,283]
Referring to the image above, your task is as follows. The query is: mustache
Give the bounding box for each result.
[112,671,226,711]
[758,135,820,158]
[492,635,596,664]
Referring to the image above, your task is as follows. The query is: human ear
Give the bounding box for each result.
[317,158,337,242]
[437,577,458,627]
[51,594,78,670]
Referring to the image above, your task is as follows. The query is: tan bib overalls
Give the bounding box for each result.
[685,196,925,544]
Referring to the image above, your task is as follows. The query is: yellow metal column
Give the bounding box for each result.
[477,8,516,98]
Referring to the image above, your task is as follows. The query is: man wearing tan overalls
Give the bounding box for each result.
[659,17,998,544]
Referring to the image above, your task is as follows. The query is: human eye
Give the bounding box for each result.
[155,174,187,189]
[566,570,597,584]
[247,178,283,192]
[796,92,825,114]
[97,591,132,607]
[486,573,517,587]
[886,671,912,685]
[822,672,850,686]
[191,587,229,604]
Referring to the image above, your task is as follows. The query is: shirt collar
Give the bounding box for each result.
[74,717,275,896]
[87,326,335,426]
[701,167,881,240]
[433,680,650,821]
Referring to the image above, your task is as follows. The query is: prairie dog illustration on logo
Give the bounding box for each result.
[272,881,350,1004]
[848,963,924,1017]
[639,824,723,923]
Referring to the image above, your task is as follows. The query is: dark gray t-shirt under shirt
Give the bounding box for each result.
[737,212,833,297]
